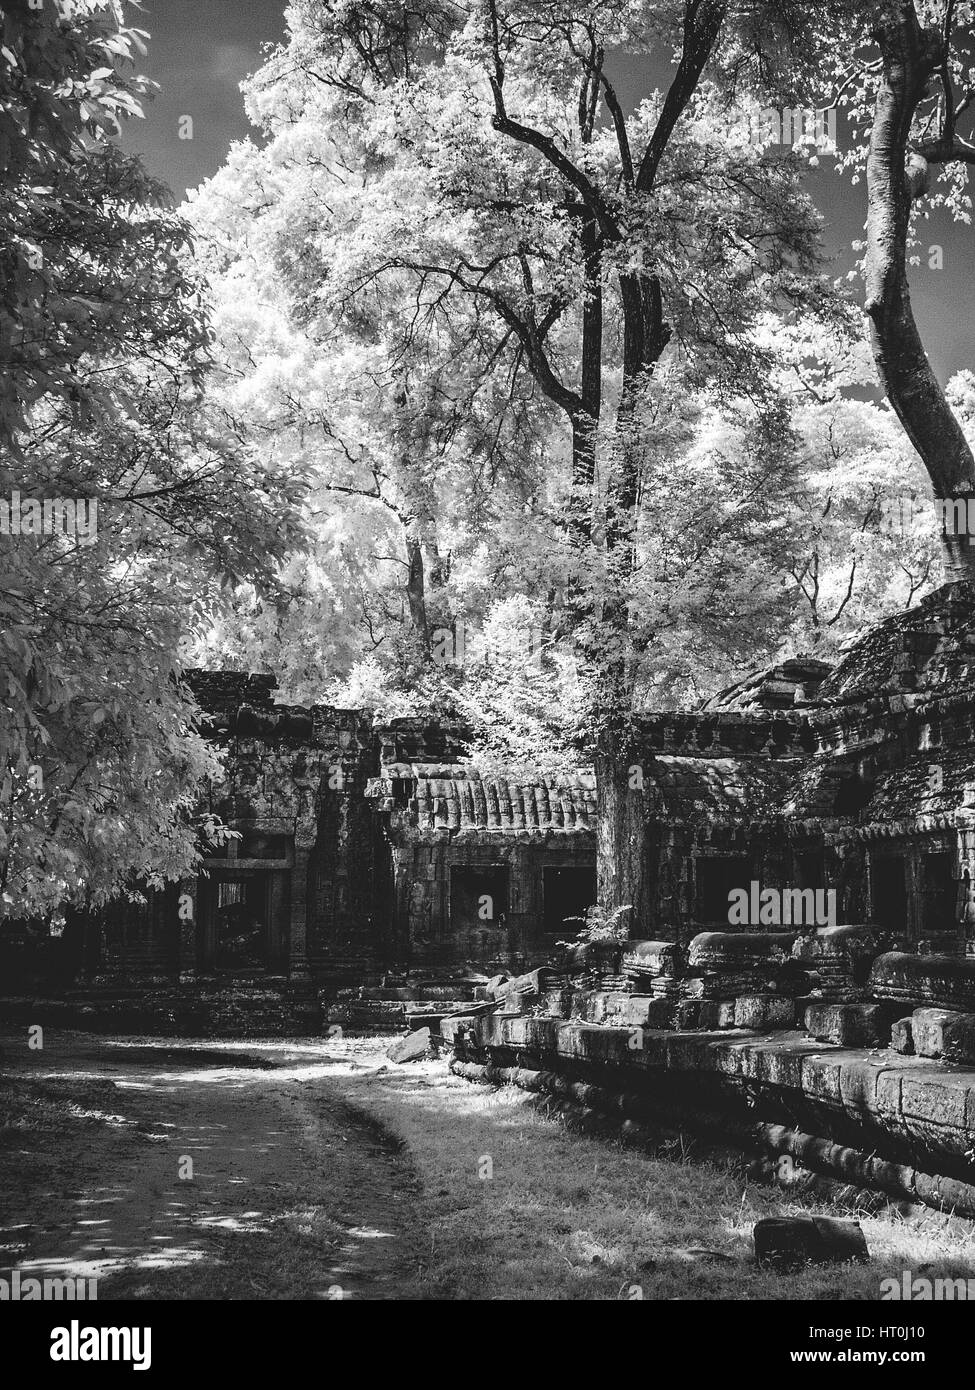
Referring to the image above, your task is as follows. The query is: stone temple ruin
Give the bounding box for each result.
[10,580,975,1215]
[11,672,597,1032]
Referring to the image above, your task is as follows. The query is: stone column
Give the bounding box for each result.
[391,842,413,968]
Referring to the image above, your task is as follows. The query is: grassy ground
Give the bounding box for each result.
[0,1035,428,1299]
[323,1038,975,1300]
[5,1031,975,1299]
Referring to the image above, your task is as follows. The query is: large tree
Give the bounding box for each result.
[0,2,307,919]
[826,1,975,580]
[189,0,863,932]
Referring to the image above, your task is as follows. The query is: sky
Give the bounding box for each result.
[119,0,287,196]
[121,0,973,382]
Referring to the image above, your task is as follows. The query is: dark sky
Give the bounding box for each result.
[120,0,287,196]
[122,0,972,382]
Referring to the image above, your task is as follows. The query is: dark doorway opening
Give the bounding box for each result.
[212,873,269,970]
[795,847,826,891]
[871,853,908,934]
[543,866,597,937]
[920,851,956,937]
[449,867,509,931]
[199,869,292,973]
[695,855,753,925]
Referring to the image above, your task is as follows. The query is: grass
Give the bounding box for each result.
[6,1032,975,1300]
[323,1038,975,1300]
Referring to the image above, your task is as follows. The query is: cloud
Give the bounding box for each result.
[209,43,260,83]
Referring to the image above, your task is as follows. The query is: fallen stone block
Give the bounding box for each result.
[387,1027,432,1063]
[890,1018,915,1055]
[675,1000,718,1031]
[871,952,975,1013]
[622,940,685,983]
[539,986,572,1018]
[910,1008,959,1059]
[675,999,737,1031]
[804,1002,886,1047]
[753,1216,869,1269]
[792,924,878,963]
[906,1008,975,1064]
[942,1015,975,1065]
[493,968,562,1003]
[688,932,798,970]
[619,995,676,1029]
[733,994,796,1031]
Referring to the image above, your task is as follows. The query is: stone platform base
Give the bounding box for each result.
[442,1012,975,1217]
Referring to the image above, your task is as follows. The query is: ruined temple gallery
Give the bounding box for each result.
[66,582,975,1023]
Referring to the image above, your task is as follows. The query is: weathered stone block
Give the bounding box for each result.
[910,1008,959,1058]
[622,940,685,980]
[733,994,796,1031]
[890,1018,915,1055]
[524,1017,560,1053]
[801,1053,843,1103]
[666,1032,725,1070]
[871,952,975,1013]
[942,1016,975,1065]
[792,925,878,962]
[688,932,797,970]
[875,1070,903,1119]
[622,995,676,1028]
[387,1027,431,1062]
[754,1216,869,1268]
[838,1058,883,1113]
[804,1002,885,1047]
[501,1016,531,1047]
[904,1008,975,1064]
[675,1000,719,1030]
[901,1076,969,1130]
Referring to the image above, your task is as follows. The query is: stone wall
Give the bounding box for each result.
[441,933,975,1216]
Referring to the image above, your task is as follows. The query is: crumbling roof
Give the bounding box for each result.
[814,583,975,704]
[698,657,832,713]
[857,746,975,834]
[367,763,596,837]
[651,755,801,822]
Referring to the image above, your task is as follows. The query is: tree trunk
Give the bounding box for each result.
[405,535,429,651]
[594,268,672,937]
[595,734,652,937]
[865,4,975,582]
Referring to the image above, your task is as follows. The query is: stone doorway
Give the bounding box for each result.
[199,868,290,975]
[871,852,908,935]
[542,866,597,938]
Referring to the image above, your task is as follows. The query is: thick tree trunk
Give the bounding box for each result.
[594,269,672,937]
[865,4,975,582]
[595,734,653,938]
[404,535,428,651]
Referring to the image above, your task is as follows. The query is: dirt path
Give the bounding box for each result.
[0,1031,430,1300]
